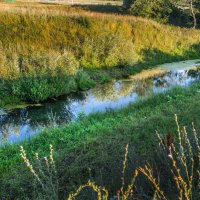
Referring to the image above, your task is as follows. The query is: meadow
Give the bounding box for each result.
[1,2,200,199]
[1,2,200,107]
[1,80,200,199]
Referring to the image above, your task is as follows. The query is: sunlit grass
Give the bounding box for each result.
[1,2,200,106]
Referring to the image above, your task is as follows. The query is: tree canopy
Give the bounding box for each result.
[130,0,176,23]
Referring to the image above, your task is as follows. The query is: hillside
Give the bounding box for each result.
[1,2,200,107]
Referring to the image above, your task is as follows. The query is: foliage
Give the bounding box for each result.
[20,145,59,200]
[194,0,200,10]
[130,0,200,26]
[16,114,200,199]
[0,81,200,198]
[1,3,200,106]
[0,72,96,106]
[131,0,177,23]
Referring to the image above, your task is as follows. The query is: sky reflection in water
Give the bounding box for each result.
[0,68,199,144]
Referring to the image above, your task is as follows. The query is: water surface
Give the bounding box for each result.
[0,60,200,144]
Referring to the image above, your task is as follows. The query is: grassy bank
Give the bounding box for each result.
[1,3,200,107]
[0,80,200,199]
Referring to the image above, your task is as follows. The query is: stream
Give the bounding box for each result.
[0,60,200,145]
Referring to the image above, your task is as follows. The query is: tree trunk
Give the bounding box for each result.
[190,0,197,29]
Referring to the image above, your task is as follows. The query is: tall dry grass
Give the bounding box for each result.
[1,2,200,79]
[138,114,200,200]
[1,3,200,105]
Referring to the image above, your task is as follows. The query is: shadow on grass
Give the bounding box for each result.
[139,43,200,67]
[86,42,200,78]
[73,4,127,14]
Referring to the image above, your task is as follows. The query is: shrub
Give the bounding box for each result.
[131,0,176,23]
[76,72,96,91]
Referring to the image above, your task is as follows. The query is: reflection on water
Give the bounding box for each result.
[0,68,199,144]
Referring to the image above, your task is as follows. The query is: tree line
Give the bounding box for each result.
[123,0,200,28]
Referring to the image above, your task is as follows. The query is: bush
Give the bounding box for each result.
[131,0,176,23]
[76,72,96,91]
[0,71,96,104]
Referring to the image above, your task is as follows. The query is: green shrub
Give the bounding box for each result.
[76,72,96,91]
[131,0,176,23]
[0,71,96,104]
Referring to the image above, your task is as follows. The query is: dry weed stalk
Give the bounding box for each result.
[118,144,139,200]
[68,144,138,200]
[20,144,58,199]
[120,144,129,196]
[192,122,200,189]
[122,169,138,200]
[139,162,167,200]
[20,146,43,186]
[142,114,200,200]
[172,115,195,200]
[67,180,108,200]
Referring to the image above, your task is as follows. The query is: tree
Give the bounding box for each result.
[189,0,197,28]
[122,0,135,9]
[130,0,176,23]
[194,0,200,10]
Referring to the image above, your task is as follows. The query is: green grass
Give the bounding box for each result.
[1,3,200,199]
[1,2,200,107]
[0,71,96,107]
[1,81,200,198]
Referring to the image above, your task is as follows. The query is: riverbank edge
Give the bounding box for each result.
[1,58,200,110]
[0,80,200,197]
[1,2,200,198]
